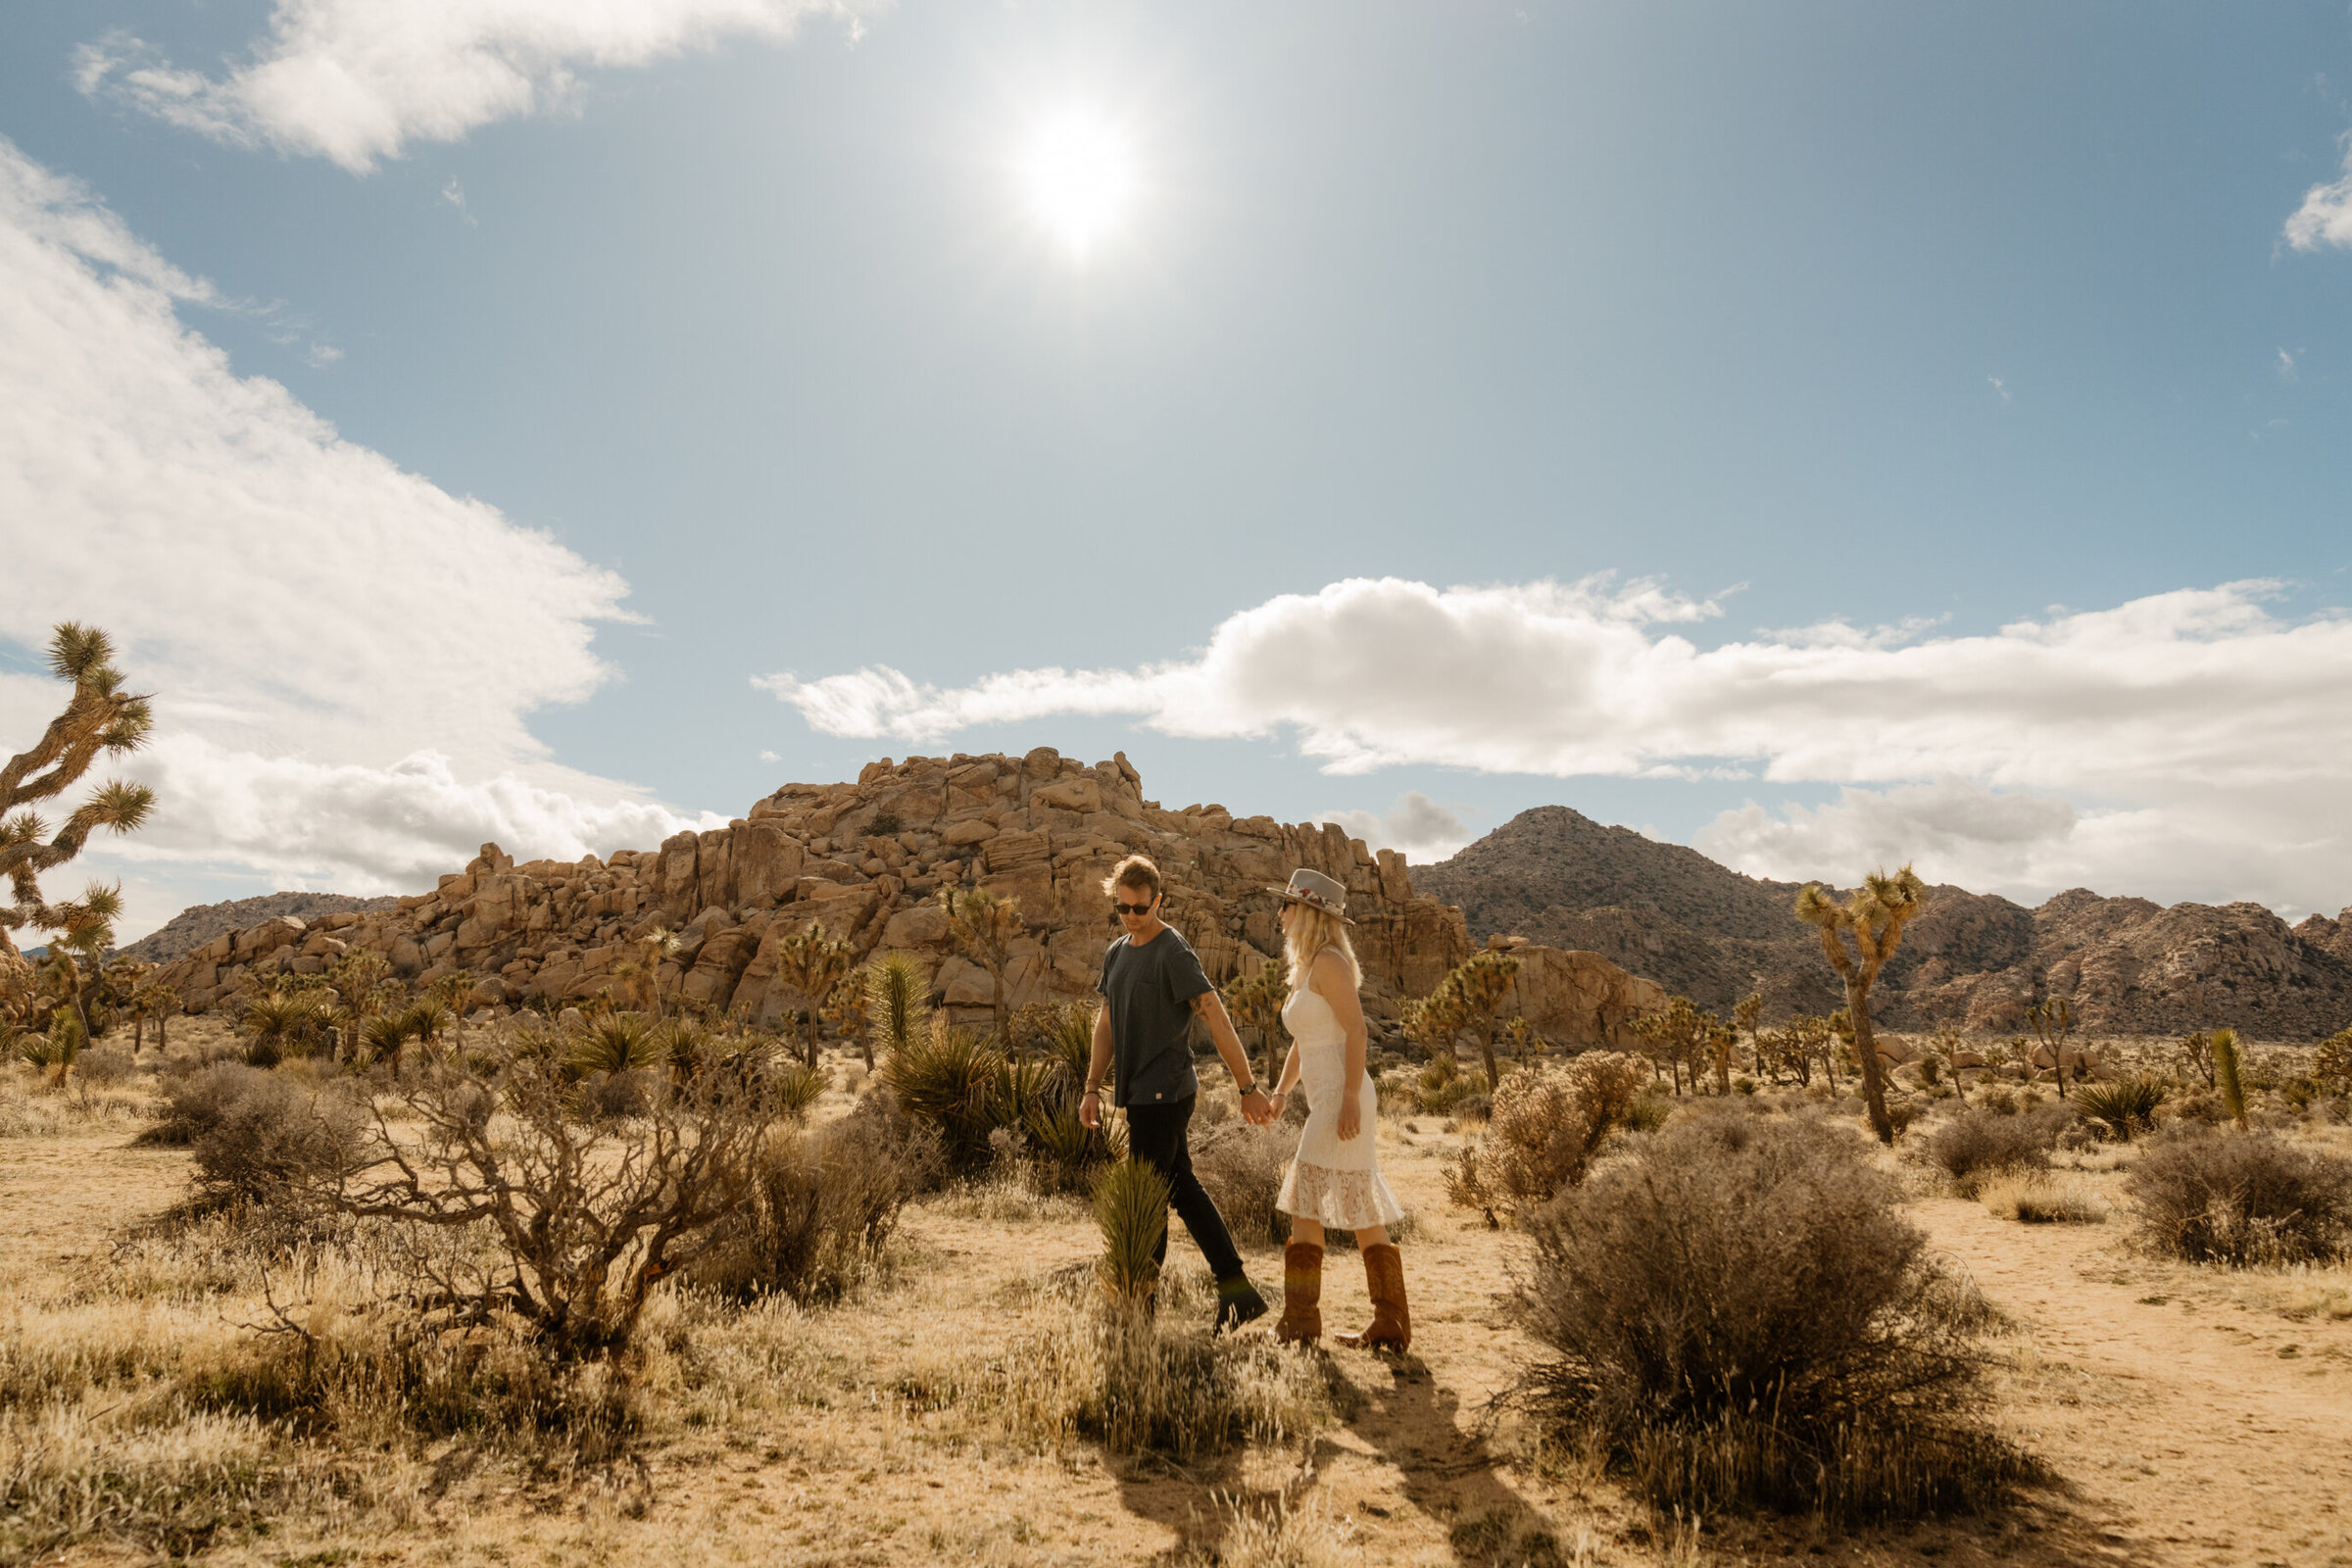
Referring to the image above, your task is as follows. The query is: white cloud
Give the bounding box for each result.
[2285,139,2352,252]
[0,138,718,935]
[760,575,2352,911]
[77,0,871,172]
[1314,792,1471,863]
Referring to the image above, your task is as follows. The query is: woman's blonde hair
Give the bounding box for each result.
[1283,902,1362,994]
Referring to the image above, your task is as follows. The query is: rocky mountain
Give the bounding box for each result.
[148,752,1664,1048]
[118,893,402,967]
[1414,806,2352,1040]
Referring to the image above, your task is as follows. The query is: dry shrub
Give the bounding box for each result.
[1516,1113,2027,1518]
[2126,1130,2352,1266]
[141,1063,367,1211]
[1191,1119,1298,1248]
[1919,1106,2069,1197]
[74,1042,137,1087]
[1445,1053,1645,1224]
[1978,1172,2109,1225]
[686,1094,935,1304]
[933,1287,1332,1463]
[316,1033,772,1362]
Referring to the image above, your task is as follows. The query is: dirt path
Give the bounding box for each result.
[1915,1195,2352,1568]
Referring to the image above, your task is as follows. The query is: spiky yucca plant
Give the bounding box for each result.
[2212,1027,2248,1129]
[863,950,930,1070]
[2074,1076,2168,1143]
[360,1011,413,1073]
[882,1024,1009,1170]
[571,1012,661,1076]
[1094,1157,1171,1306]
[1793,866,1929,1144]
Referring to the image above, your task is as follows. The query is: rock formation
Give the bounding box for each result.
[147,752,1660,1048]
[117,892,402,966]
[1417,806,2352,1040]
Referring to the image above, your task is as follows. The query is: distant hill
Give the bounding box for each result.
[1413,806,2352,1040]
[118,893,403,967]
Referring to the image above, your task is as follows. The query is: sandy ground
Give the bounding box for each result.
[3,1068,2350,1568]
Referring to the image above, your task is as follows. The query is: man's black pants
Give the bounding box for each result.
[1123,1095,1246,1282]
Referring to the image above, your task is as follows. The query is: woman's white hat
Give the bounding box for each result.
[1268,867,1354,924]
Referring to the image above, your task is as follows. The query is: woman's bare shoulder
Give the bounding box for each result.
[1308,948,1357,994]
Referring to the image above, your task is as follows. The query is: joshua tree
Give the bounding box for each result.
[1793,866,1929,1144]
[1632,996,1724,1096]
[35,885,124,1045]
[1445,949,1522,1091]
[819,971,869,1061]
[1501,1014,1542,1068]
[1,625,154,959]
[773,920,854,1067]
[1734,991,1765,1075]
[2026,998,2078,1099]
[1219,957,1291,1090]
[2180,1029,2218,1090]
[127,972,176,1053]
[2316,1027,2352,1096]
[1400,986,1468,1081]
[862,950,930,1069]
[940,886,1024,1045]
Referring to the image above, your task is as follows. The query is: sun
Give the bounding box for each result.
[1018,107,1136,258]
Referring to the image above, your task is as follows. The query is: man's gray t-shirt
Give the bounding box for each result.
[1098,926,1215,1108]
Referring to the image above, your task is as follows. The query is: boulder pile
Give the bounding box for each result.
[147,749,1664,1048]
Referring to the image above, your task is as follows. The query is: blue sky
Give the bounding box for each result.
[4,0,2352,939]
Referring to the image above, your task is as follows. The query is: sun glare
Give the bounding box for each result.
[1019,107,1136,257]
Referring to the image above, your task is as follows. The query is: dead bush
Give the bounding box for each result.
[1190,1119,1298,1248]
[687,1093,936,1303]
[142,1063,367,1211]
[2126,1129,2352,1266]
[1445,1053,1645,1224]
[315,1031,770,1362]
[1516,1114,2027,1518]
[1919,1106,2069,1197]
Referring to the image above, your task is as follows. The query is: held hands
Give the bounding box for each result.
[1240,1087,1275,1127]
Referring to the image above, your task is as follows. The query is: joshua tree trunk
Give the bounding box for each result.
[1842,975,1895,1144]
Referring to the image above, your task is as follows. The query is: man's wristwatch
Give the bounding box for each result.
[1239,1080,1259,1097]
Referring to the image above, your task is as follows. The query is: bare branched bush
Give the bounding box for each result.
[1515,1114,2027,1518]
[316,1031,770,1361]
[687,1093,937,1304]
[2127,1130,2352,1266]
[1446,1052,1645,1225]
[1919,1106,2070,1197]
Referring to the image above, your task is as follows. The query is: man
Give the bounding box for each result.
[1079,853,1273,1332]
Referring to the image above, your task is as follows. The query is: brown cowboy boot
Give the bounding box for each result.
[1272,1241,1323,1344]
[1334,1243,1410,1353]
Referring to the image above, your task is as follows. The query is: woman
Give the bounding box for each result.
[1264,868,1410,1352]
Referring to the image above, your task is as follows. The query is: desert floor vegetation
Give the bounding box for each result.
[0,1015,2349,1566]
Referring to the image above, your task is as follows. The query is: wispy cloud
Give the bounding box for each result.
[0,138,719,931]
[76,0,875,173]
[1314,792,1471,863]
[760,575,2352,910]
[2284,137,2352,252]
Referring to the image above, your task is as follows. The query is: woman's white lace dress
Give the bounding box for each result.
[1274,974,1405,1230]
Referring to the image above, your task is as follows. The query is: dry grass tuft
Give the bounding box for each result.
[917,1277,1334,1464]
[1182,1490,1360,1567]
[1978,1171,2109,1224]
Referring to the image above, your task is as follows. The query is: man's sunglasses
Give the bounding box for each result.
[1111,899,1157,917]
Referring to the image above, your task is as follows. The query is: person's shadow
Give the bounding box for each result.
[1110,1345,1571,1566]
